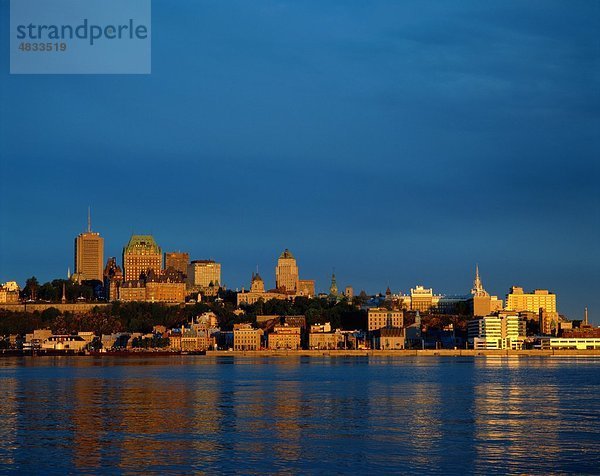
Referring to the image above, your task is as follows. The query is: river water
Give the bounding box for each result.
[0,356,598,474]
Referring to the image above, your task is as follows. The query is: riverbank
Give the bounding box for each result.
[2,349,599,358]
[205,349,600,357]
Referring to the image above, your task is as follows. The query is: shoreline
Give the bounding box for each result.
[2,349,600,358]
[204,349,600,357]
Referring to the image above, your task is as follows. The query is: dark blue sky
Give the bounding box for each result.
[0,1,598,321]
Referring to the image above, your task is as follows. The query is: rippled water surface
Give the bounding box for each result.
[0,356,599,474]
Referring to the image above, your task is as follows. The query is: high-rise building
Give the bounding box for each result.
[505,286,557,313]
[123,235,162,281]
[275,249,299,293]
[74,209,104,282]
[187,260,221,288]
[165,252,189,276]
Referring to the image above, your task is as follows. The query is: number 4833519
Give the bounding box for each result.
[18,42,67,52]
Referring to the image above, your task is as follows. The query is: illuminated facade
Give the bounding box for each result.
[275,249,299,293]
[123,235,162,281]
[233,324,263,350]
[237,273,290,306]
[74,213,104,282]
[0,282,20,303]
[470,265,503,316]
[187,260,221,288]
[268,325,302,350]
[506,287,557,313]
[367,308,404,331]
[468,314,526,350]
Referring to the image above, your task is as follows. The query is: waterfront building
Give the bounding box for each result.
[405,312,423,349]
[275,249,299,293]
[169,320,215,351]
[74,210,104,282]
[103,257,123,302]
[25,329,53,349]
[233,324,263,350]
[123,235,162,281]
[367,308,404,331]
[549,338,600,350]
[187,260,221,288]
[467,314,526,350]
[165,252,189,276]
[41,335,88,351]
[268,325,302,350]
[505,286,557,313]
[372,328,405,350]
[309,323,344,350]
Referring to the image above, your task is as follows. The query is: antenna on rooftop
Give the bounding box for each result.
[87,206,91,233]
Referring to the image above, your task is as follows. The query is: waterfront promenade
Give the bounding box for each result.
[207,349,600,357]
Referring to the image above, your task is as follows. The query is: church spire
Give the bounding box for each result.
[329,271,338,296]
[471,264,485,296]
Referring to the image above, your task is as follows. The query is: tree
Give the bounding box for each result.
[22,276,40,300]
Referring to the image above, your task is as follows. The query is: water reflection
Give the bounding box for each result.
[0,356,597,474]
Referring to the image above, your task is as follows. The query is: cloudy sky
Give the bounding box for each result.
[0,0,598,320]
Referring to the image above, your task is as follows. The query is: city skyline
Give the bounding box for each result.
[0,209,595,323]
[1,1,598,322]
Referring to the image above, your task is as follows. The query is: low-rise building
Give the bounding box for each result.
[549,338,600,350]
[237,273,292,306]
[0,281,20,304]
[268,325,301,350]
[233,324,263,351]
[372,328,405,350]
[367,308,403,331]
[41,335,88,351]
[309,323,344,350]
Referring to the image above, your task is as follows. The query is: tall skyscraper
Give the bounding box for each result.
[165,252,189,276]
[123,235,162,281]
[275,249,299,293]
[74,208,104,281]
